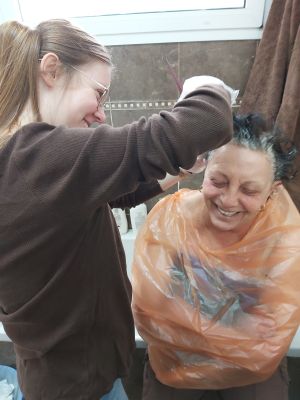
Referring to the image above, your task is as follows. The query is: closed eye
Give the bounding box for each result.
[96,89,105,98]
[96,88,109,106]
[242,189,259,196]
[211,180,226,188]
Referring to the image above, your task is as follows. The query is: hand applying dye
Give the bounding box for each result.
[178,75,239,105]
[179,154,206,178]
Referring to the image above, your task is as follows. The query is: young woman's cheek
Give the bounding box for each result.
[82,98,98,115]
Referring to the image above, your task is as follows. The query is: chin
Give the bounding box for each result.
[78,120,88,128]
[209,213,244,233]
[70,122,88,128]
[212,221,239,232]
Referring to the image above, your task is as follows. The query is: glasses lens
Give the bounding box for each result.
[99,89,109,106]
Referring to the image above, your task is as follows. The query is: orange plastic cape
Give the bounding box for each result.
[132,187,300,389]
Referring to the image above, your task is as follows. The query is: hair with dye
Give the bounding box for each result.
[206,113,298,181]
[0,19,112,145]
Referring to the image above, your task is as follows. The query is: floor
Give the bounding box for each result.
[1,343,300,400]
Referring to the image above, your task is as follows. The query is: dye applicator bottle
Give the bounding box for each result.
[112,208,128,235]
[130,203,147,234]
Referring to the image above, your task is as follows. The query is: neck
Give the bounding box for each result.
[206,226,243,248]
[201,213,250,250]
[18,101,37,126]
[0,102,37,140]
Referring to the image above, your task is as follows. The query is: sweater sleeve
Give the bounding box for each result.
[12,85,232,217]
[109,180,162,209]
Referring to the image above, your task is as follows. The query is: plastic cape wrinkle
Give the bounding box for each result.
[132,187,300,389]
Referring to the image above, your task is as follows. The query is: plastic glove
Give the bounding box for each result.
[178,75,239,106]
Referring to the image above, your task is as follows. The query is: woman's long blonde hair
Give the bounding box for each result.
[0,19,112,146]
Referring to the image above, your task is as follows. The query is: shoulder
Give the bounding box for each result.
[13,123,89,149]
[8,123,98,170]
[146,189,203,225]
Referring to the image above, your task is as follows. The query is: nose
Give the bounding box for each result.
[220,188,239,208]
[95,107,106,123]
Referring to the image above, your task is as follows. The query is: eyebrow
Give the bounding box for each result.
[210,172,228,180]
[211,172,263,187]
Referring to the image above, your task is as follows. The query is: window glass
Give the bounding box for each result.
[19,1,246,19]
[1,0,269,45]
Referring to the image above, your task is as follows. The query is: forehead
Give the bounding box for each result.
[206,144,274,183]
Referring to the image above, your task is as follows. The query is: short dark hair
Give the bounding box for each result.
[207,113,298,181]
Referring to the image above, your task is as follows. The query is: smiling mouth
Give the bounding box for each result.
[216,206,241,217]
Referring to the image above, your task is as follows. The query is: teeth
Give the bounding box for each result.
[217,207,238,217]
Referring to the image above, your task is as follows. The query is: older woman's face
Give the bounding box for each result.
[202,144,277,235]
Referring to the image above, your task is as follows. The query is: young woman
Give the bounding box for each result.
[132,114,300,400]
[0,19,233,400]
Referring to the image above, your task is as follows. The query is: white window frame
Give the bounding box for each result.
[1,0,272,46]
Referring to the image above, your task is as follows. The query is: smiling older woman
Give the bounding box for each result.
[132,113,300,400]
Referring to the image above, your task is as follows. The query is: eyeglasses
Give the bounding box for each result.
[69,65,110,108]
[38,59,110,108]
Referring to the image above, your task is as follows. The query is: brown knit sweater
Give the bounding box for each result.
[0,86,233,399]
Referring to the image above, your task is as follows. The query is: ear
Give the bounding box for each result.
[39,53,61,88]
[270,180,282,196]
[272,180,282,189]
